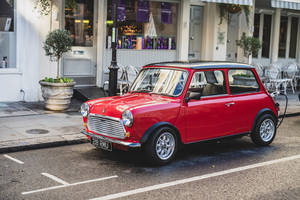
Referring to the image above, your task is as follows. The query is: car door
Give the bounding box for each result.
[227,69,263,133]
[184,69,237,143]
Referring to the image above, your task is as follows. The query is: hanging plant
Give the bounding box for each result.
[219,4,251,26]
[34,0,52,16]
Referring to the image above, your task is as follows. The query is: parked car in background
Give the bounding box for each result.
[81,61,280,165]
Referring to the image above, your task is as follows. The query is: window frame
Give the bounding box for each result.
[254,11,300,60]
[0,0,17,70]
[188,69,228,99]
[227,69,261,95]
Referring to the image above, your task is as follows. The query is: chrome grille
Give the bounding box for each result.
[87,114,126,139]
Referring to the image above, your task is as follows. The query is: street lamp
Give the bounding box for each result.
[108,0,119,96]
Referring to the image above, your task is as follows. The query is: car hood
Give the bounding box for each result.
[88,93,179,118]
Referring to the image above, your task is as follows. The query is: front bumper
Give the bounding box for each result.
[81,130,141,148]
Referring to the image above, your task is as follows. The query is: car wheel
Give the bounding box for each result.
[144,127,178,165]
[251,114,277,146]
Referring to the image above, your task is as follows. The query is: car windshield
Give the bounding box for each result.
[130,68,188,96]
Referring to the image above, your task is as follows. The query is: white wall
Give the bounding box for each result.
[0,0,59,102]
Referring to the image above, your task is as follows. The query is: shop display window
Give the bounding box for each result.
[0,0,16,68]
[65,0,94,46]
[106,0,178,50]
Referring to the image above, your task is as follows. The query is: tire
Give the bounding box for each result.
[251,114,277,146]
[144,127,178,165]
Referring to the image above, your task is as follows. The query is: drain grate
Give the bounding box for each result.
[26,129,49,134]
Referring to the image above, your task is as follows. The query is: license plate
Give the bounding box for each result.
[91,137,112,151]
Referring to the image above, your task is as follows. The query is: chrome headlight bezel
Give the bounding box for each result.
[81,103,90,117]
[122,110,133,127]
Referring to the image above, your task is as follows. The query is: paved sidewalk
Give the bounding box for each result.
[0,99,88,153]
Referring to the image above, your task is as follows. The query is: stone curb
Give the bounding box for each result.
[0,137,89,154]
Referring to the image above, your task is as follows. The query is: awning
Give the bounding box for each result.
[200,0,253,6]
[271,0,300,10]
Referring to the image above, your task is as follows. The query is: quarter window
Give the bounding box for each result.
[189,70,227,97]
[228,69,260,94]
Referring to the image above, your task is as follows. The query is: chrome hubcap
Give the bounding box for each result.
[260,119,275,142]
[155,132,175,160]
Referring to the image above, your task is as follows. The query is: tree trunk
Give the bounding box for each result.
[57,57,60,79]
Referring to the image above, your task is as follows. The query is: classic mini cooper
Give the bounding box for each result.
[81,61,279,165]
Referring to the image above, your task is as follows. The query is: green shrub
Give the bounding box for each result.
[236,32,262,57]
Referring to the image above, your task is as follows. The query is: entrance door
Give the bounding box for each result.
[63,0,98,86]
[226,13,238,62]
[188,6,203,61]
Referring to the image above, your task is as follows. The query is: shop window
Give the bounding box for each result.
[253,14,260,58]
[65,0,94,46]
[262,14,272,58]
[0,0,16,68]
[106,0,178,50]
[278,16,288,58]
[289,17,298,58]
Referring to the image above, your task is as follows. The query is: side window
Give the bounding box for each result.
[189,70,227,97]
[228,69,260,94]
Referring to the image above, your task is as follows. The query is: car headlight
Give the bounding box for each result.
[81,103,89,117]
[122,110,133,127]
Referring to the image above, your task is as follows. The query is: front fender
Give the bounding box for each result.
[140,122,181,144]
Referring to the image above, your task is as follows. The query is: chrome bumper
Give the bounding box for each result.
[81,130,141,148]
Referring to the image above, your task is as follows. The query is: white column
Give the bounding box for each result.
[296,17,300,63]
[96,0,106,87]
[177,0,190,61]
[285,16,292,59]
[271,8,281,63]
[258,13,264,59]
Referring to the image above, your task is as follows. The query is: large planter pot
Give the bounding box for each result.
[39,81,76,111]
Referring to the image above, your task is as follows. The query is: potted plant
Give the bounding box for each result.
[236,32,261,63]
[39,29,75,111]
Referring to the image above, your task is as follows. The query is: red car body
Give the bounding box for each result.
[81,62,279,164]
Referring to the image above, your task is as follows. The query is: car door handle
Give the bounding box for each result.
[225,102,235,107]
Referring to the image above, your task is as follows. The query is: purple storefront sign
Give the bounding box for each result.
[137,0,149,23]
[161,2,172,24]
[112,0,126,22]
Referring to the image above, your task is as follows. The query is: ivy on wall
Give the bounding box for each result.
[219,4,251,26]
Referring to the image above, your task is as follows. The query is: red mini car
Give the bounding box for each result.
[81,62,279,165]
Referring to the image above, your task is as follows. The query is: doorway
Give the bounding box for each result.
[226,13,239,62]
[63,0,98,86]
[188,6,203,61]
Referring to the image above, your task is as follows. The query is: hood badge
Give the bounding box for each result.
[102,108,105,113]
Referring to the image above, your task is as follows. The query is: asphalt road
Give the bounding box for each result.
[1,116,300,200]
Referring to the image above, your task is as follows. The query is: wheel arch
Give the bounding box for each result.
[251,108,278,133]
[140,122,183,145]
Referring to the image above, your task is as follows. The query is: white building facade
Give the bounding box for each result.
[0,0,299,102]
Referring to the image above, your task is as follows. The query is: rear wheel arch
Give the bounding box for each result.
[251,108,278,133]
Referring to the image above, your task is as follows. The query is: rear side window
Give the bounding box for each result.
[189,70,227,97]
[228,69,260,94]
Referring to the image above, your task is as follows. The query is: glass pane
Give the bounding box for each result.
[189,70,226,97]
[289,17,298,58]
[0,0,14,32]
[278,16,288,58]
[228,69,260,94]
[253,14,260,58]
[130,68,187,96]
[0,0,15,68]
[65,0,94,46]
[262,14,272,58]
[106,0,178,50]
